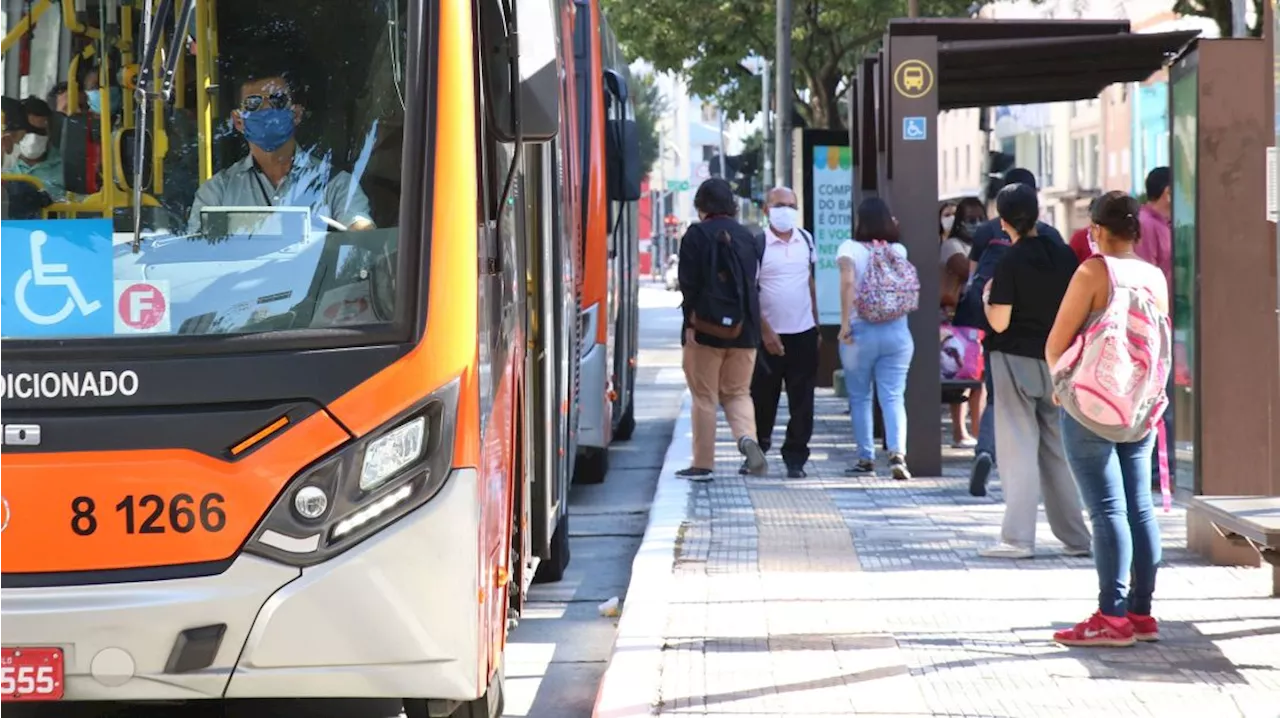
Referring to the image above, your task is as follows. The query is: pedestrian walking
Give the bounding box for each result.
[1047,191,1172,647]
[978,182,1092,559]
[749,186,820,478]
[676,178,767,480]
[837,197,920,480]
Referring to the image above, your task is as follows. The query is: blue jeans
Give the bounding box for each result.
[839,318,913,459]
[1061,413,1162,618]
[976,348,997,461]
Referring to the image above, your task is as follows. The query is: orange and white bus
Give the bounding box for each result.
[0,0,640,713]
[571,0,642,484]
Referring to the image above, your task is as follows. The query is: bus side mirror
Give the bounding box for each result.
[483,0,561,143]
[603,70,640,202]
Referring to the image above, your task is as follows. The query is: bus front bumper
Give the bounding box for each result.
[0,468,482,702]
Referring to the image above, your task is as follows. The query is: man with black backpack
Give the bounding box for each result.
[676,178,768,480]
[749,186,820,478]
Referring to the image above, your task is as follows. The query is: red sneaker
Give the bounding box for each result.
[1127,612,1159,642]
[1054,611,1136,647]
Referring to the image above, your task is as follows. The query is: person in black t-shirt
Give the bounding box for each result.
[676,178,767,479]
[967,168,1065,280]
[960,168,1066,497]
[976,182,1092,560]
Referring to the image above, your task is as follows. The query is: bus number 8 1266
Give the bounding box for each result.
[69,493,227,536]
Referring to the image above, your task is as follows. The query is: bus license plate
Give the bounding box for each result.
[1,648,64,701]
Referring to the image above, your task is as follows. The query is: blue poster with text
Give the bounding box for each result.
[1,219,115,338]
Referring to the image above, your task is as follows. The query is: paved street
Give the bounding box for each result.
[502,284,685,717]
[594,385,1280,717]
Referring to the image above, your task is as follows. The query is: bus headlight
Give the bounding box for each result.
[245,379,459,567]
[360,416,425,490]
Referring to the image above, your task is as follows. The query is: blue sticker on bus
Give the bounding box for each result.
[1,219,115,338]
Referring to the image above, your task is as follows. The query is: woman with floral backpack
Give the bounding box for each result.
[837,197,920,480]
[1047,191,1172,647]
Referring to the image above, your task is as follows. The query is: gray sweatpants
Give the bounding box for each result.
[990,351,1092,551]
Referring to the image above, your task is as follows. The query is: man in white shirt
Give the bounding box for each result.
[750,186,821,478]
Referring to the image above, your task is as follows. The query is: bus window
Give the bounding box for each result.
[1,0,414,343]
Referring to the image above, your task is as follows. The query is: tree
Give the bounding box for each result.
[632,71,667,177]
[601,0,980,130]
[1169,0,1262,37]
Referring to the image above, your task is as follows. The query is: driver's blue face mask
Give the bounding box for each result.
[240,108,296,152]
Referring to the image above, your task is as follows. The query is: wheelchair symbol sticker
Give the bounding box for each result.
[1,220,114,338]
[903,117,927,141]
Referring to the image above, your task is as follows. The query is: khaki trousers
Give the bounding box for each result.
[682,342,758,469]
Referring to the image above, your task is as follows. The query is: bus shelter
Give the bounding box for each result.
[847,19,1198,477]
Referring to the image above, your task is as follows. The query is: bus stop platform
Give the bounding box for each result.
[592,390,1280,718]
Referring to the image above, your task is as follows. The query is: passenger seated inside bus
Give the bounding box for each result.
[187,69,375,234]
[1,96,66,217]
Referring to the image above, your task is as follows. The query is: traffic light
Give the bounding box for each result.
[982,150,1017,203]
[707,148,762,201]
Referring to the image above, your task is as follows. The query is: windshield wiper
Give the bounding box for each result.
[130,0,196,253]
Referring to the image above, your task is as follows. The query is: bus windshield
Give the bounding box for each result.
[0,0,413,341]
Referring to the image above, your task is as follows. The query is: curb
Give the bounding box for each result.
[591,390,693,718]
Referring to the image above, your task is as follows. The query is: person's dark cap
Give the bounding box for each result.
[3,96,28,132]
[1004,167,1037,190]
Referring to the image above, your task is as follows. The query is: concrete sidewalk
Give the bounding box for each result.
[593,390,1280,718]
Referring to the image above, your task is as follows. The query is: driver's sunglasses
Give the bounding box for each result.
[239,92,292,112]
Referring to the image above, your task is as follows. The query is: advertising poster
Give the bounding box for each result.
[811,145,854,325]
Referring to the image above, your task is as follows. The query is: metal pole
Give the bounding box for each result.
[717,109,728,178]
[908,0,919,17]
[1231,0,1247,37]
[774,0,793,187]
[762,59,773,190]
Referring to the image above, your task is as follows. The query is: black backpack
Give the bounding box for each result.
[690,226,750,340]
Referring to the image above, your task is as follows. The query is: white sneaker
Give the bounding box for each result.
[1061,545,1092,557]
[979,542,1034,559]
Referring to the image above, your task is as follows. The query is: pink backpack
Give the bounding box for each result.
[855,241,920,323]
[1051,254,1173,509]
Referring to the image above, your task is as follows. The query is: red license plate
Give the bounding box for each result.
[1,647,64,701]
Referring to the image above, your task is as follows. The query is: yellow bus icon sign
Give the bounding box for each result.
[893,59,934,99]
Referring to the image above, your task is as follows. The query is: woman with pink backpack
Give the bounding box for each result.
[836,197,920,480]
[1046,191,1173,647]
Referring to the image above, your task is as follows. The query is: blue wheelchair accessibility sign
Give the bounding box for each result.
[1,219,115,338]
[903,116,927,141]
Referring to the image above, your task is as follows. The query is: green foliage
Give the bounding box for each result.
[632,71,667,177]
[601,0,981,130]
[1167,0,1261,38]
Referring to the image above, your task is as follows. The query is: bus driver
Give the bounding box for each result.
[186,69,375,234]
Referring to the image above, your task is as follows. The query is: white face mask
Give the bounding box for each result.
[18,132,48,159]
[768,206,798,232]
[940,214,955,234]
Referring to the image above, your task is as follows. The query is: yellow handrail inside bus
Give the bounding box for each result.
[1,0,53,54]
[60,0,102,39]
[1,173,48,192]
[67,45,97,116]
[195,0,217,182]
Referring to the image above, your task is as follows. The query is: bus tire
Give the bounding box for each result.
[405,663,504,718]
[572,445,608,484]
[533,512,570,584]
[613,370,638,441]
